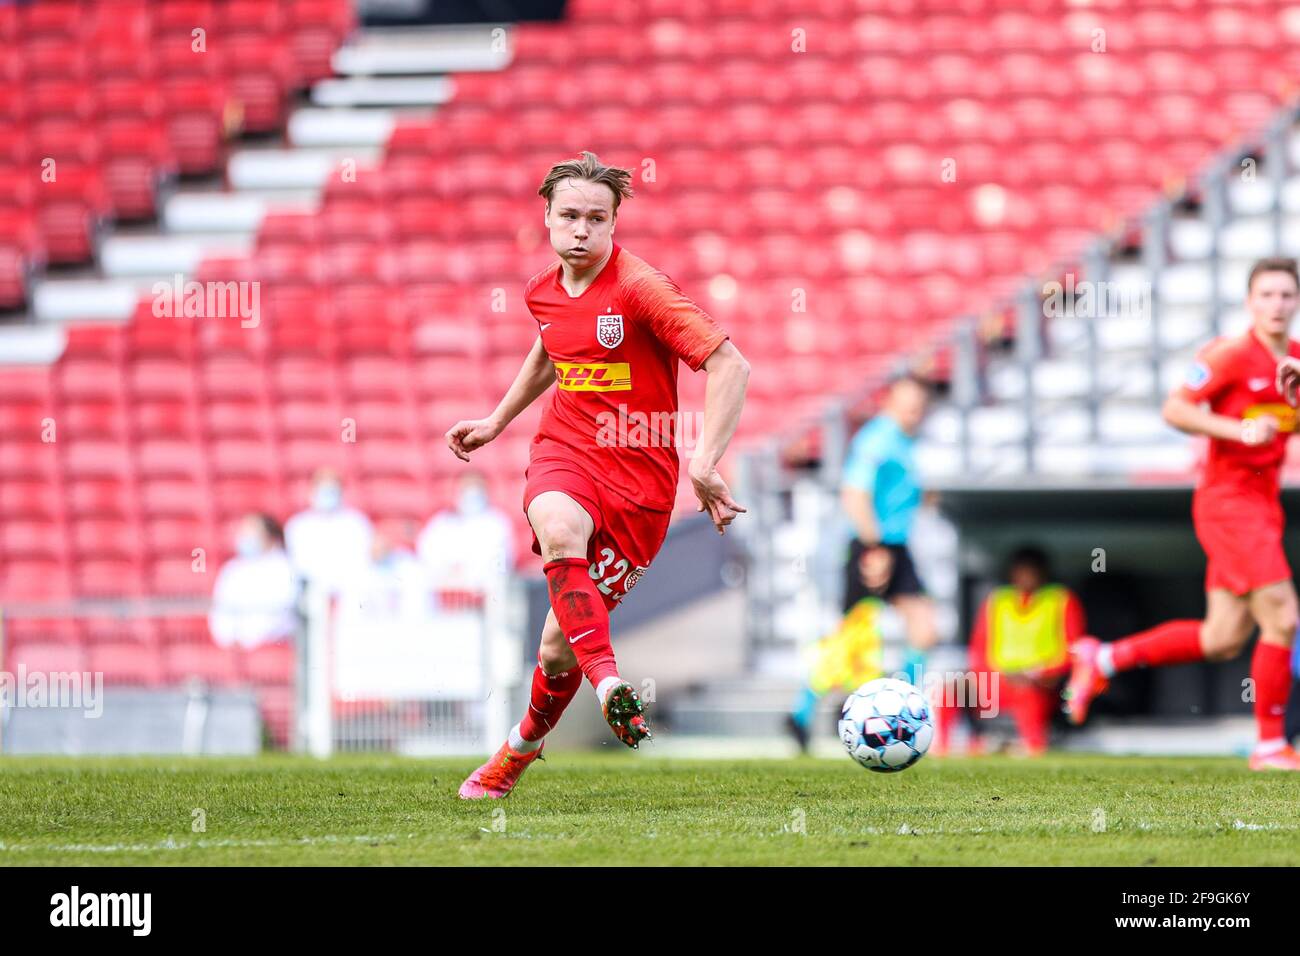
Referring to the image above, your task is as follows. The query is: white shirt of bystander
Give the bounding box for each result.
[209,548,300,649]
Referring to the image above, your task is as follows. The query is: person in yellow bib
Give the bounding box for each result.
[787,550,885,753]
[968,546,1085,756]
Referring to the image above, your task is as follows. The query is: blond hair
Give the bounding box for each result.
[537,151,634,212]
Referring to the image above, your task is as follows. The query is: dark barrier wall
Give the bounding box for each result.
[361,0,566,26]
[939,482,1300,720]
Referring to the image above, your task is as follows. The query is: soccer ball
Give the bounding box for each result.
[838,677,933,773]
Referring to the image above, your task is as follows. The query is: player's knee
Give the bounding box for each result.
[1202,622,1250,662]
[538,641,577,675]
[536,518,586,559]
[1262,607,1299,644]
[1254,589,1298,642]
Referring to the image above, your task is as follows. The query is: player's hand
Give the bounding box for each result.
[1241,414,1279,446]
[689,462,747,535]
[861,545,894,593]
[1277,357,1300,407]
[445,418,501,461]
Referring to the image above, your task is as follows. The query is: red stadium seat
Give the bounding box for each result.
[163,642,243,685]
[136,438,207,480]
[129,359,197,400]
[210,438,279,479]
[33,164,109,265]
[62,440,132,480]
[75,558,145,597]
[7,641,87,675]
[65,479,131,518]
[60,401,127,439]
[149,556,213,597]
[132,401,200,439]
[0,560,73,601]
[213,476,284,520]
[101,119,176,222]
[1,479,63,520]
[241,642,296,686]
[226,35,295,133]
[72,518,143,562]
[161,79,231,177]
[139,478,207,518]
[89,641,166,686]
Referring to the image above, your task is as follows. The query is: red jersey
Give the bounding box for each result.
[1178,330,1300,492]
[524,244,728,512]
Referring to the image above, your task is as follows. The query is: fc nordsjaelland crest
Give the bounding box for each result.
[596,311,624,349]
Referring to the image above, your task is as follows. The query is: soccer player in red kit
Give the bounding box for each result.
[446,152,750,798]
[1064,257,1300,770]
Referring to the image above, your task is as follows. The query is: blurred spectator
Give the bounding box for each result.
[342,521,433,622]
[209,514,298,649]
[417,472,513,599]
[285,467,372,595]
[963,546,1085,756]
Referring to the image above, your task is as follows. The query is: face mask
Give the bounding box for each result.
[312,482,343,511]
[458,487,488,516]
[236,533,265,558]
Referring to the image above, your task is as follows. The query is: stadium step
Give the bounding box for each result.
[310,76,455,109]
[330,25,513,76]
[287,108,401,148]
[32,279,140,324]
[0,324,67,365]
[100,235,255,279]
[227,147,381,191]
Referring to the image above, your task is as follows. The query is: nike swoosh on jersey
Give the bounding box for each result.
[539,322,552,331]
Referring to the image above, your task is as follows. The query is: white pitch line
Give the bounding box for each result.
[0,834,420,854]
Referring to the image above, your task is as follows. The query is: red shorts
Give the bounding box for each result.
[523,443,672,612]
[1192,484,1290,596]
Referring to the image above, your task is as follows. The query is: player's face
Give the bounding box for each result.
[1247,271,1299,337]
[545,179,616,270]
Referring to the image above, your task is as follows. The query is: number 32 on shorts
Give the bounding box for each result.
[589,548,648,603]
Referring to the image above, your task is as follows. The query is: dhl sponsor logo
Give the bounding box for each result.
[1243,403,1298,432]
[555,362,632,391]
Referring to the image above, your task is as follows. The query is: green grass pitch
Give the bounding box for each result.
[1,753,1298,865]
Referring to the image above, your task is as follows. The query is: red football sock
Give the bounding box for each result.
[1251,641,1291,743]
[518,663,583,742]
[1005,681,1054,753]
[1111,620,1203,672]
[542,557,619,689]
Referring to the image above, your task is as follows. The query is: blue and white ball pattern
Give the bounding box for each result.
[839,678,933,773]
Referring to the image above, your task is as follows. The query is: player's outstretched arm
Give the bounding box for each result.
[690,340,750,534]
[1161,392,1276,446]
[445,336,555,462]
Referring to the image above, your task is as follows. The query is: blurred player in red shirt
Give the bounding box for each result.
[1065,258,1300,770]
[446,152,751,798]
